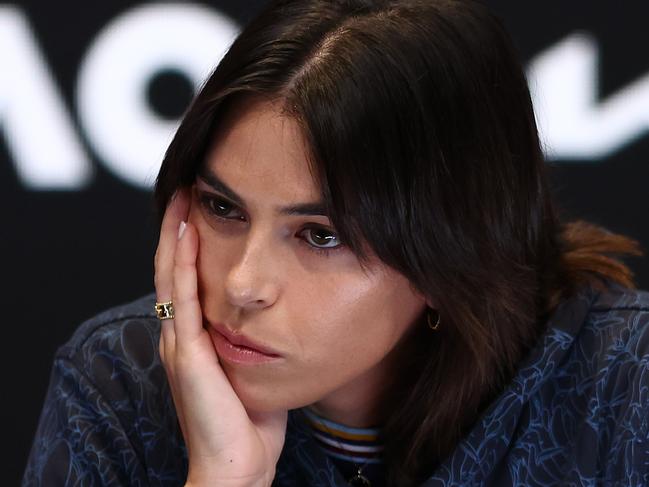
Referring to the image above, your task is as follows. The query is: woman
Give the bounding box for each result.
[24,0,648,485]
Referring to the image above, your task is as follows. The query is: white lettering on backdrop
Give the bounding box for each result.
[0,3,238,189]
[528,32,649,161]
[0,7,647,189]
[77,3,239,187]
[0,6,91,189]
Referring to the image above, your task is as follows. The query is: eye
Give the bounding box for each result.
[299,226,343,256]
[199,193,245,221]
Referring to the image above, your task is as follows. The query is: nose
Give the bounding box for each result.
[224,230,280,311]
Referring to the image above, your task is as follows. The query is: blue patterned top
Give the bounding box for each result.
[23,282,649,486]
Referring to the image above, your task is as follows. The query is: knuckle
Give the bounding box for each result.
[154,271,161,290]
[173,253,186,270]
[171,289,197,309]
[154,248,166,270]
[173,246,192,268]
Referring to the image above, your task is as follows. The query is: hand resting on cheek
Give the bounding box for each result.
[154,188,288,487]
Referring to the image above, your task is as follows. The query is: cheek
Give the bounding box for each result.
[187,205,227,304]
[186,204,425,410]
[293,271,421,347]
[283,275,424,377]
[231,297,421,413]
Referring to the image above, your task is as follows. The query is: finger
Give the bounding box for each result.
[161,318,176,366]
[155,189,190,367]
[173,221,204,347]
[153,190,195,454]
[158,330,165,363]
[155,187,191,303]
[158,320,176,365]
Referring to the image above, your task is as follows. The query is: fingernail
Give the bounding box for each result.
[178,221,187,240]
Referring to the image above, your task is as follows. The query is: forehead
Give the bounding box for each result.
[203,98,321,204]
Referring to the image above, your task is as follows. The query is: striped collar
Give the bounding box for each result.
[301,407,384,465]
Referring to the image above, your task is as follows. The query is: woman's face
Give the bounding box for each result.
[188,98,428,426]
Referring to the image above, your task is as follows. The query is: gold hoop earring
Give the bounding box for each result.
[427,308,440,331]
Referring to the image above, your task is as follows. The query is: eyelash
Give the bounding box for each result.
[198,193,344,257]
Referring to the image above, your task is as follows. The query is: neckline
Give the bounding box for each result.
[300,407,384,465]
[302,407,382,437]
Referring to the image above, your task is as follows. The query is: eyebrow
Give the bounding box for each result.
[196,166,329,217]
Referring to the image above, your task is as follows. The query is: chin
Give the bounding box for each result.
[225,368,314,412]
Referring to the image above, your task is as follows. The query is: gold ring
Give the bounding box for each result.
[154,301,175,320]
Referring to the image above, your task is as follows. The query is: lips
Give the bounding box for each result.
[207,320,282,357]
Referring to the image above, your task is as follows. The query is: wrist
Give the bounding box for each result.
[185,471,273,487]
[185,481,269,487]
[185,482,269,487]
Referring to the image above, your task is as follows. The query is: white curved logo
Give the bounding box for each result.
[77,3,239,188]
[0,3,239,189]
[528,32,649,161]
[0,8,646,190]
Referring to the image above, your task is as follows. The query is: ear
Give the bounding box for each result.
[408,282,435,309]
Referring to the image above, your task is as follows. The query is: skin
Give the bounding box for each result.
[155,98,430,486]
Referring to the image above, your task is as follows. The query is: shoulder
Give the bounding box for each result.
[569,281,649,378]
[557,283,649,480]
[589,280,649,312]
[580,282,649,355]
[23,295,187,486]
[51,293,171,428]
[55,294,161,377]
[567,283,649,442]
[493,284,649,484]
[548,282,649,381]
[575,282,649,398]
[55,293,184,458]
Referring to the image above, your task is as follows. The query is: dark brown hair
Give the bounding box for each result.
[154,0,642,484]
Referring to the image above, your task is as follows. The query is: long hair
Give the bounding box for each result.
[154,0,642,484]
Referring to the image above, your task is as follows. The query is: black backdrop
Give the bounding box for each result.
[4,2,647,484]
